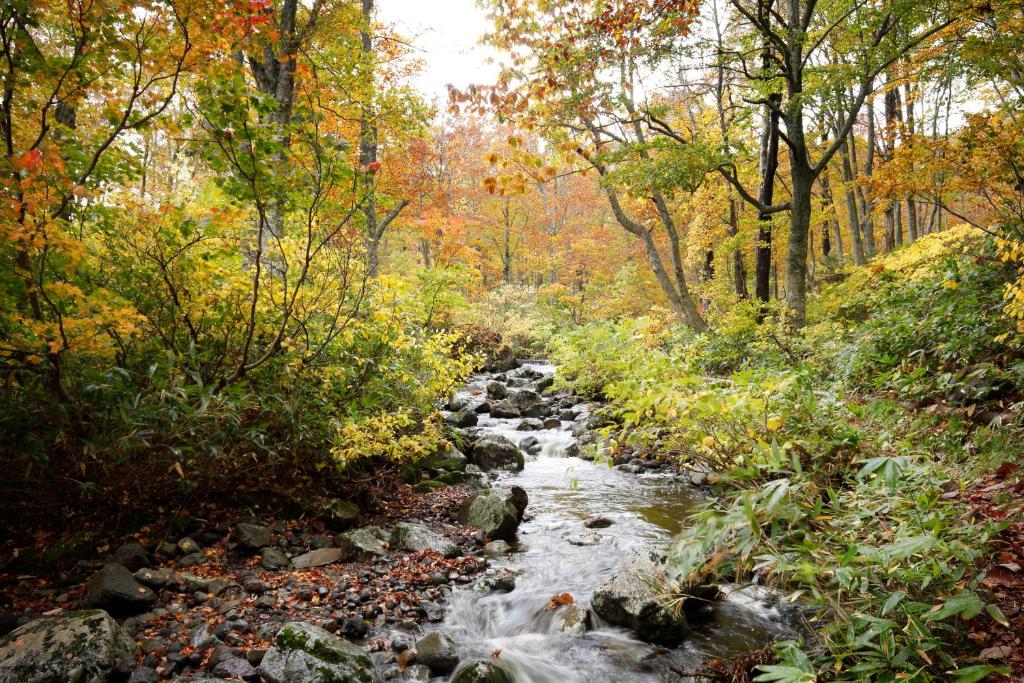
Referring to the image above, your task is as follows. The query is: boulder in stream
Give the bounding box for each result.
[470,435,524,471]
[259,621,379,683]
[414,632,459,675]
[0,609,135,683]
[459,487,527,541]
[590,545,688,646]
[489,399,521,419]
[82,563,157,614]
[486,380,507,399]
[451,661,512,683]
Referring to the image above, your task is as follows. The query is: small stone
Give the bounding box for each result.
[583,515,614,529]
[128,666,159,683]
[483,540,512,556]
[291,547,346,569]
[176,537,201,556]
[133,567,173,588]
[213,656,259,680]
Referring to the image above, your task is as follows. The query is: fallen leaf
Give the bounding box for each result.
[544,592,574,610]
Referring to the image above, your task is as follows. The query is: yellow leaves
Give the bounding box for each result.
[767,416,783,432]
[941,280,959,290]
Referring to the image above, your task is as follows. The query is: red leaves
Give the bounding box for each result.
[367,161,382,173]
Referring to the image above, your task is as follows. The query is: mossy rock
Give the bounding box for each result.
[258,622,379,683]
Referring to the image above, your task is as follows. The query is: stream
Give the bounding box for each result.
[421,361,793,682]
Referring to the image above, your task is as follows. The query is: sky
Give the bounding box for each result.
[376,0,501,106]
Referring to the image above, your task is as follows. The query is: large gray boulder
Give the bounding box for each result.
[485,380,507,399]
[414,632,459,675]
[458,487,527,542]
[451,661,512,683]
[0,610,134,683]
[258,622,379,683]
[590,546,687,646]
[82,564,157,614]
[488,399,520,419]
[326,500,360,529]
[470,435,524,471]
[336,526,389,561]
[390,523,459,558]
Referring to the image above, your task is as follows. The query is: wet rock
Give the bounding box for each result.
[590,546,687,646]
[488,400,521,419]
[447,410,479,428]
[515,418,544,431]
[235,523,271,550]
[509,388,542,412]
[474,401,492,414]
[390,523,460,558]
[542,417,561,429]
[401,664,432,682]
[212,656,259,680]
[261,547,292,570]
[414,632,458,675]
[415,480,447,492]
[517,436,540,453]
[451,661,512,683]
[420,601,445,622]
[259,622,379,683]
[110,542,150,571]
[336,525,389,561]
[567,532,601,546]
[483,540,512,556]
[459,487,527,542]
[483,350,518,373]
[0,609,134,683]
[583,515,614,529]
[559,604,590,635]
[470,435,524,471]
[291,547,346,570]
[558,409,578,421]
[485,380,507,399]
[471,570,517,593]
[83,564,158,614]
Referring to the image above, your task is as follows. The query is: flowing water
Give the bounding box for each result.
[425,361,793,682]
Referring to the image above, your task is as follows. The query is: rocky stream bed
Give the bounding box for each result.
[0,361,794,683]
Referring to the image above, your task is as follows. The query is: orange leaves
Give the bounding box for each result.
[544,592,574,610]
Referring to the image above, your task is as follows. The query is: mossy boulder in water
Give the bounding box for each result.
[390,523,460,558]
[0,609,134,683]
[451,661,512,683]
[458,487,527,542]
[258,621,379,683]
[469,435,524,471]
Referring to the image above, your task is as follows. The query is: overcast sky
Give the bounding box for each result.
[376,0,500,106]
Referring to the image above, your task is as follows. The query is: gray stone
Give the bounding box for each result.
[448,410,478,428]
[134,567,173,588]
[0,610,135,683]
[485,381,507,399]
[567,532,601,546]
[470,435,524,471]
[401,664,432,682]
[326,500,361,529]
[83,564,157,614]
[261,547,292,570]
[177,537,202,556]
[291,548,345,570]
[258,622,379,683]
[458,487,527,542]
[110,543,149,571]
[483,540,511,556]
[451,661,512,683]
[336,526,389,561]
[583,515,614,529]
[413,632,458,675]
[471,570,517,593]
[212,656,259,680]
[129,667,159,683]
[515,418,544,431]
[235,523,272,550]
[488,400,520,419]
[390,523,459,559]
[590,546,687,646]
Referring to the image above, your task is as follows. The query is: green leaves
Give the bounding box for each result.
[925,591,986,621]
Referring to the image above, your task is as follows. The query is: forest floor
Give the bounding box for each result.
[0,484,501,680]
[962,463,1024,679]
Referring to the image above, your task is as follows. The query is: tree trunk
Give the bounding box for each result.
[755,90,781,304]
